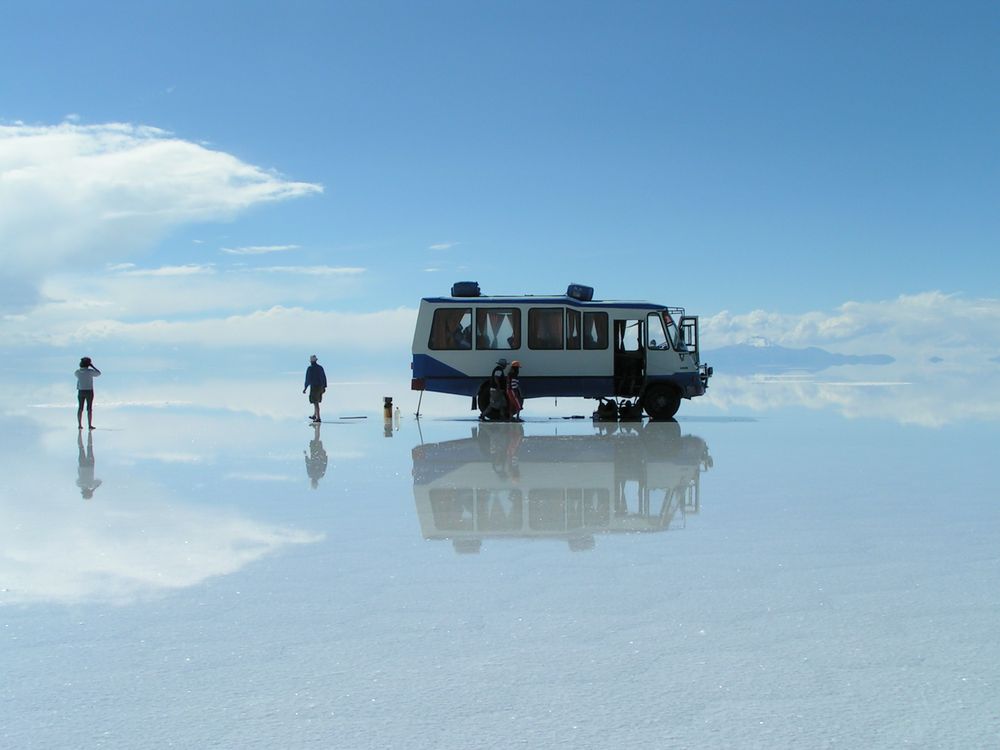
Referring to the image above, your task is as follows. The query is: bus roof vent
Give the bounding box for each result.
[451,281,481,297]
[566,283,594,301]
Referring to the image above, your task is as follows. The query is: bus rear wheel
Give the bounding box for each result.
[643,384,681,420]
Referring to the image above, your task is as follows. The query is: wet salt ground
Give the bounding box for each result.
[2,406,999,749]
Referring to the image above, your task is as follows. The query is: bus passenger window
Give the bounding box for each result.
[476,308,521,350]
[566,308,581,350]
[528,308,564,350]
[583,312,608,350]
[429,308,472,350]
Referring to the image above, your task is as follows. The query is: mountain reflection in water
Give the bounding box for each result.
[411,421,712,553]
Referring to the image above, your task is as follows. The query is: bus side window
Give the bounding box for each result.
[566,308,581,350]
[583,312,608,350]
[476,307,521,350]
[529,308,564,350]
[429,308,472,350]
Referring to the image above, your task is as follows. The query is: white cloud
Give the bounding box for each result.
[10,263,366,325]
[252,265,365,276]
[702,292,1000,369]
[698,372,1000,427]
[428,242,458,251]
[5,279,1000,428]
[0,121,322,309]
[225,472,298,482]
[221,244,299,255]
[0,480,322,605]
[117,263,215,276]
[130,451,205,464]
[4,305,417,350]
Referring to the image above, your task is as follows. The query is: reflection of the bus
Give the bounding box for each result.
[411,421,712,554]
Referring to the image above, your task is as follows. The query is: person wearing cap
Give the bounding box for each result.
[75,356,101,429]
[506,360,523,421]
[302,354,327,422]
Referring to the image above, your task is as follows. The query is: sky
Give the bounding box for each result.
[1,1,998,407]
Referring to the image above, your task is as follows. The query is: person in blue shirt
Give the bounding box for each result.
[302,354,327,422]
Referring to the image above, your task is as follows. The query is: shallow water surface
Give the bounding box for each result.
[2,407,998,748]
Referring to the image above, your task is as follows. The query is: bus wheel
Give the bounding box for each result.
[643,384,681,420]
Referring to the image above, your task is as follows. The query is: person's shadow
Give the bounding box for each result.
[304,422,328,489]
[77,431,102,500]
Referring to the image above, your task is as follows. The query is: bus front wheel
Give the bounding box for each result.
[643,384,681,420]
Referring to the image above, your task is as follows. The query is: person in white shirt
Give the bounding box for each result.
[75,356,101,430]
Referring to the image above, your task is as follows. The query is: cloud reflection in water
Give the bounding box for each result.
[1,426,323,606]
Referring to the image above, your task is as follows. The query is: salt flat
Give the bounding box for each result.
[2,397,998,749]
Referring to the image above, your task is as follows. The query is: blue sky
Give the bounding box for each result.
[1,1,998,396]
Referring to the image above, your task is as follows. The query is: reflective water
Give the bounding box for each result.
[2,405,998,748]
[412,422,710,553]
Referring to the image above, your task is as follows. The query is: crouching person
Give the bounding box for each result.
[480,359,509,421]
[506,360,523,421]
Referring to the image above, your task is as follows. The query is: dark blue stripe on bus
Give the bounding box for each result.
[412,353,469,380]
[416,373,705,400]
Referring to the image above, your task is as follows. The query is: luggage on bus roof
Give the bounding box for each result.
[451,281,481,297]
[566,283,594,301]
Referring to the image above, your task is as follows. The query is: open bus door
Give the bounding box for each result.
[613,318,645,396]
[678,316,699,362]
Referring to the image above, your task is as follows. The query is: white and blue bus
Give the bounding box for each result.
[411,283,712,419]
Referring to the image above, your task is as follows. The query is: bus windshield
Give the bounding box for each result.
[648,310,680,350]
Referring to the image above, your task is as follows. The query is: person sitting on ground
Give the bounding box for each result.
[480,359,508,421]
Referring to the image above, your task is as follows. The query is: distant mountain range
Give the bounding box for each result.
[703,339,894,374]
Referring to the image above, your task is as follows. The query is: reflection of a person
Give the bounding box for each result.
[77,431,102,500]
[304,423,328,489]
[479,422,523,478]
